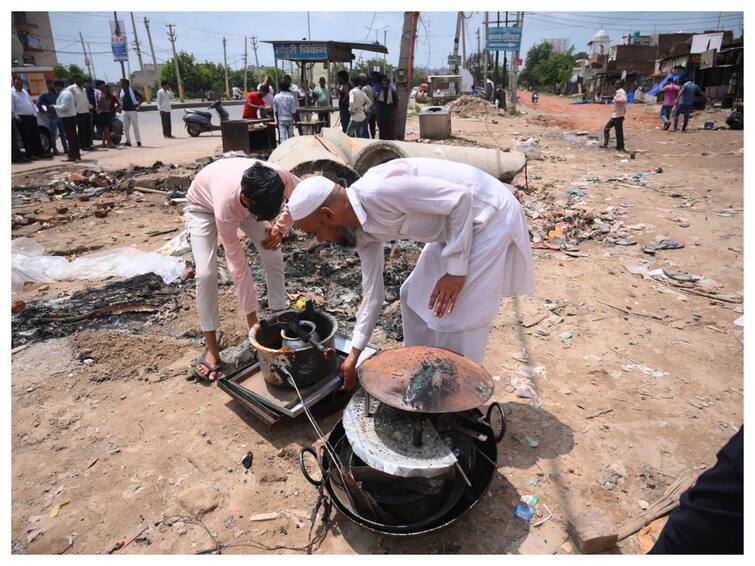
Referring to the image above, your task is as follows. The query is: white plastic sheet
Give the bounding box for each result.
[11,237,186,292]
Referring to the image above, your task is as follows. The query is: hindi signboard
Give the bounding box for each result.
[487,26,522,51]
[273,42,329,60]
[110,19,128,62]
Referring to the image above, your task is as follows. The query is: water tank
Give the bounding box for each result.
[419,106,451,140]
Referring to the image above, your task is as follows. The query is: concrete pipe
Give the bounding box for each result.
[269,128,526,185]
[268,131,360,185]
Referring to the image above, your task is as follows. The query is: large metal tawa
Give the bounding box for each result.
[357,346,495,413]
[342,389,456,478]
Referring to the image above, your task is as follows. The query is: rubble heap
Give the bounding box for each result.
[448,95,502,119]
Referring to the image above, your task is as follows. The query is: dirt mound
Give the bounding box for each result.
[449,95,501,118]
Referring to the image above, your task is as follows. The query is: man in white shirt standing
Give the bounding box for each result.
[347,75,371,138]
[11,77,44,159]
[67,74,94,151]
[286,158,535,389]
[52,81,80,161]
[157,80,174,138]
[601,79,627,151]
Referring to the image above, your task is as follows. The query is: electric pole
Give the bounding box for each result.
[130,12,149,100]
[509,11,523,115]
[452,12,462,74]
[461,13,466,69]
[144,17,159,75]
[483,12,489,84]
[243,35,249,97]
[251,36,260,70]
[384,29,388,65]
[166,24,184,101]
[396,11,419,140]
[113,12,126,79]
[307,12,311,39]
[222,37,230,98]
[79,31,92,78]
[87,42,97,80]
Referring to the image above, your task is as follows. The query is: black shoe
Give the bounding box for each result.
[124,142,132,147]
[137,142,142,147]
[663,123,670,131]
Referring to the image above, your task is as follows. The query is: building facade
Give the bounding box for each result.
[12,11,58,67]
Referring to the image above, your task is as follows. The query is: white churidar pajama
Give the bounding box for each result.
[186,209,286,331]
[122,110,141,143]
[348,157,535,363]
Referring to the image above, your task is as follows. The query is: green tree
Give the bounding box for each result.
[531,48,576,93]
[161,51,203,97]
[52,63,90,83]
[519,42,553,88]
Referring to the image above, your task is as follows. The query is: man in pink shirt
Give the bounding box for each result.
[185,158,300,381]
[601,79,627,151]
[660,79,681,131]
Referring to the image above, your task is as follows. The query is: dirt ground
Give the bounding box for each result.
[11,93,743,554]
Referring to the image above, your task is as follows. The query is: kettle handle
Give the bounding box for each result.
[486,402,508,444]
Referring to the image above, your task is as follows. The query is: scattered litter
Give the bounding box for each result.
[560,331,574,342]
[607,237,637,246]
[734,316,743,326]
[514,503,533,522]
[26,528,47,544]
[527,478,539,487]
[526,436,540,448]
[195,405,206,415]
[224,516,233,529]
[565,189,585,198]
[249,512,280,522]
[48,500,70,518]
[157,230,191,257]
[241,451,254,472]
[621,363,669,379]
[643,240,684,255]
[639,499,650,510]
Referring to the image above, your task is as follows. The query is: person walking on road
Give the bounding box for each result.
[119,78,143,147]
[68,75,94,151]
[157,80,174,138]
[336,70,351,133]
[53,82,81,162]
[375,75,399,140]
[95,82,119,148]
[12,77,45,159]
[602,79,627,151]
[37,80,68,155]
[674,79,708,133]
[659,79,680,130]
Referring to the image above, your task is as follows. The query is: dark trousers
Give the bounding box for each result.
[12,119,27,161]
[160,111,172,137]
[603,116,625,150]
[18,115,44,157]
[660,105,673,128]
[674,104,692,131]
[77,112,92,149]
[368,112,377,138]
[339,109,350,133]
[62,116,81,160]
[649,427,743,554]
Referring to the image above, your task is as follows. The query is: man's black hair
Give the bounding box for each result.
[120,78,130,85]
[351,75,362,87]
[95,80,106,88]
[240,162,285,221]
[53,79,64,88]
[161,80,169,86]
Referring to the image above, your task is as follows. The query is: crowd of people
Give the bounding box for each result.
[241,71,400,143]
[12,75,175,164]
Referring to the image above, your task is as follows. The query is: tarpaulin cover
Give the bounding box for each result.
[648,71,687,96]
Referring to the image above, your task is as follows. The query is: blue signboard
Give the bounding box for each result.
[273,42,329,60]
[487,26,522,51]
[111,36,128,62]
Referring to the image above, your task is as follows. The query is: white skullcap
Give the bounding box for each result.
[288,176,336,221]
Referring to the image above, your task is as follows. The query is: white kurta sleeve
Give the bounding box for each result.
[351,240,385,351]
[379,176,475,276]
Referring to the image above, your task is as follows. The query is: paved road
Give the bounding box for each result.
[12,104,248,174]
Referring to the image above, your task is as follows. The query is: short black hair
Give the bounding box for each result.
[72,74,82,82]
[95,80,106,88]
[240,162,285,221]
[161,80,169,86]
[351,75,362,87]
[53,79,64,87]
[120,78,130,85]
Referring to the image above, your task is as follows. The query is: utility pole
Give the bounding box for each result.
[476,27,481,80]
[509,11,523,115]
[396,11,419,140]
[494,12,499,93]
[243,35,249,97]
[87,42,97,80]
[461,13,466,69]
[484,12,489,84]
[384,29,388,64]
[251,36,260,70]
[130,12,149,100]
[79,31,92,78]
[307,12,311,39]
[222,37,230,98]
[452,12,462,74]
[113,12,126,79]
[144,17,158,73]
[166,24,184,101]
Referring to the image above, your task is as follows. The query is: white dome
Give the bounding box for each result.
[592,30,609,41]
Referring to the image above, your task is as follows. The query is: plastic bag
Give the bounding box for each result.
[11,238,186,291]
[157,230,191,257]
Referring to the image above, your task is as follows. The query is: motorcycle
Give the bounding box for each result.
[531,91,539,104]
[182,99,229,137]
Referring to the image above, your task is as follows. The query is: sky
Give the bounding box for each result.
[49,11,745,83]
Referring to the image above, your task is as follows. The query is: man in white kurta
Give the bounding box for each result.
[288,157,535,389]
